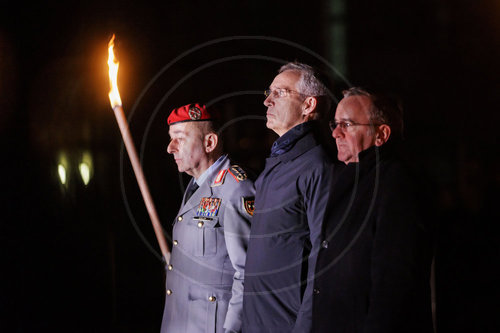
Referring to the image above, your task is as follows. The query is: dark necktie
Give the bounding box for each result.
[184,180,199,204]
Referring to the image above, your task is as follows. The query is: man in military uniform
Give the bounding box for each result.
[160,103,255,333]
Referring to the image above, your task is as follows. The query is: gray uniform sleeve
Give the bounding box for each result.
[222,181,255,332]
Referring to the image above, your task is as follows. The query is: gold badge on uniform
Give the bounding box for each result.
[196,197,222,217]
[242,197,255,216]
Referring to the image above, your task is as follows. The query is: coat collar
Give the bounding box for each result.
[347,142,396,170]
[266,121,321,165]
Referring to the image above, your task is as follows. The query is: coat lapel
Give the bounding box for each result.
[177,155,230,216]
[178,180,213,216]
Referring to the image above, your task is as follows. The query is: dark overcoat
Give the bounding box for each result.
[312,145,434,333]
[243,123,334,333]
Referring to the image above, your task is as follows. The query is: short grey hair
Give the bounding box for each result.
[279,62,332,119]
[342,87,404,139]
[279,62,328,97]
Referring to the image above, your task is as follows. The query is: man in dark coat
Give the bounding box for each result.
[242,62,334,333]
[312,88,434,333]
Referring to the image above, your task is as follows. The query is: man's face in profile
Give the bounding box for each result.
[264,70,306,136]
[167,122,207,177]
[332,95,378,164]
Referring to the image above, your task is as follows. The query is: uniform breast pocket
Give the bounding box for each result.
[192,217,220,257]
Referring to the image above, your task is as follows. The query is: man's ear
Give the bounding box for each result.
[302,96,318,119]
[204,132,219,153]
[374,124,391,146]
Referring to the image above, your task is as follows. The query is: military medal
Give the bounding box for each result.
[196,197,222,217]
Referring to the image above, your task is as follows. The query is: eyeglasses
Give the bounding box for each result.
[264,88,305,98]
[329,120,381,132]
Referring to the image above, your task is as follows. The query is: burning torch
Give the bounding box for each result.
[107,35,170,264]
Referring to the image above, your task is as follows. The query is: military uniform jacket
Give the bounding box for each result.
[161,155,255,333]
[242,124,334,333]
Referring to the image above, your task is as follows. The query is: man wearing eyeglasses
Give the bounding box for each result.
[312,87,434,332]
[242,62,334,333]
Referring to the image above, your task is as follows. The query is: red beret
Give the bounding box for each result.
[167,103,216,126]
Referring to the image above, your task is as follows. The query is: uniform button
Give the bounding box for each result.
[177,216,183,222]
[197,221,204,228]
[173,240,178,246]
[168,264,173,271]
[313,288,320,295]
[166,289,172,295]
[208,296,216,302]
[321,240,329,249]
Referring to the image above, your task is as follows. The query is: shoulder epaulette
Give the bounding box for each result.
[228,165,248,182]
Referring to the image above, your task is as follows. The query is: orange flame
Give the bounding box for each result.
[107,34,122,108]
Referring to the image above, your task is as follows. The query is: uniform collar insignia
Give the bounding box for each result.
[212,169,227,187]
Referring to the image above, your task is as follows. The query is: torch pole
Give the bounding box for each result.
[112,105,171,265]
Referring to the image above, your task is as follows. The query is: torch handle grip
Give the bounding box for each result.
[113,106,171,264]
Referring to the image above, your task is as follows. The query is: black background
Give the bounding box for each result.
[1,0,499,332]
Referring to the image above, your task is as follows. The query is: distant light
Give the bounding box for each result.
[79,163,90,185]
[58,164,67,185]
[80,151,93,186]
[57,152,69,188]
